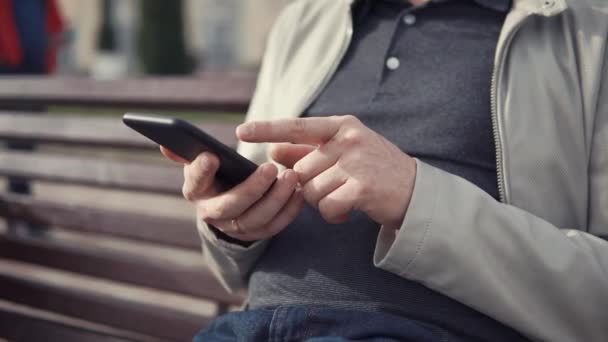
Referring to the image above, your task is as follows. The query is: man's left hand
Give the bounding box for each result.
[237,115,417,228]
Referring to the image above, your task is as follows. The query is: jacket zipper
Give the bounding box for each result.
[491,12,531,204]
[490,61,506,203]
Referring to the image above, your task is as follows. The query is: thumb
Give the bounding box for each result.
[270,143,316,169]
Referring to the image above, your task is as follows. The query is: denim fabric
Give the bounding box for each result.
[193,306,460,342]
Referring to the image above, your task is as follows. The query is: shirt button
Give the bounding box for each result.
[386,57,400,70]
[403,14,416,26]
[542,0,555,8]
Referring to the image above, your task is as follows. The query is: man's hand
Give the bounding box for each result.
[237,115,417,228]
[160,146,304,242]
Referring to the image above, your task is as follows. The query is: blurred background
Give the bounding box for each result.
[2,0,291,77]
[0,1,294,340]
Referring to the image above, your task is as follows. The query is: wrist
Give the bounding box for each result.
[387,156,417,229]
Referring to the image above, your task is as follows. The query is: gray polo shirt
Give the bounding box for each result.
[248,0,526,340]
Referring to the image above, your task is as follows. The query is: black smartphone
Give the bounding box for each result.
[122,113,258,189]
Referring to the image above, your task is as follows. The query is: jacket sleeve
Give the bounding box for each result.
[198,5,298,293]
[374,53,608,342]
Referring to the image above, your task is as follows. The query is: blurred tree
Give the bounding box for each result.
[98,0,116,52]
[138,0,194,75]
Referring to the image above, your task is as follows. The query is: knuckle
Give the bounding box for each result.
[196,159,219,182]
[201,199,228,220]
[318,198,336,218]
[198,156,218,175]
[186,173,211,195]
[319,206,339,223]
[292,118,307,138]
[197,204,211,221]
[247,122,259,136]
[319,198,347,224]
[339,129,364,148]
[293,161,305,175]
[341,115,361,127]
[301,185,320,207]
[210,203,228,219]
[183,175,215,202]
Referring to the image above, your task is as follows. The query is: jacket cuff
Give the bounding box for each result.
[198,219,268,259]
[374,159,440,280]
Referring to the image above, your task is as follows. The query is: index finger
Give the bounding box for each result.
[236,117,342,144]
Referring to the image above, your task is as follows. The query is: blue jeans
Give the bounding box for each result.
[193,305,461,342]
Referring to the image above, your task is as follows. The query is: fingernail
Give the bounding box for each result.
[237,124,252,139]
[284,170,297,183]
[261,164,276,179]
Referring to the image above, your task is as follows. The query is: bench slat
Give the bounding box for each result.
[0,271,210,341]
[0,309,147,342]
[0,74,255,111]
[0,151,183,195]
[0,112,238,149]
[0,192,200,250]
[0,234,244,305]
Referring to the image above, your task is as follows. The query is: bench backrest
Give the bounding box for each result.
[0,74,256,341]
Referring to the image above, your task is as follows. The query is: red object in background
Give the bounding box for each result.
[46,0,64,72]
[0,0,64,72]
[0,0,22,67]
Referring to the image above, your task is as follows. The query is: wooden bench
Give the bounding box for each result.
[0,74,257,341]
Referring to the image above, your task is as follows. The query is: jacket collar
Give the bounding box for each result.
[512,0,567,17]
[474,0,512,12]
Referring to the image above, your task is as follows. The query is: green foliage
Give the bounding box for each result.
[137,0,195,75]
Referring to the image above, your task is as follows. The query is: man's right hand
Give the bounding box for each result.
[160,146,304,242]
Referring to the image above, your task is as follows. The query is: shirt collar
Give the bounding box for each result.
[472,0,511,12]
[378,0,512,13]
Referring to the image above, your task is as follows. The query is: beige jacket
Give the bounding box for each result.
[197,0,608,341]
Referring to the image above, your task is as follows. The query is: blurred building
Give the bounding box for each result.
[56,0,292,76]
